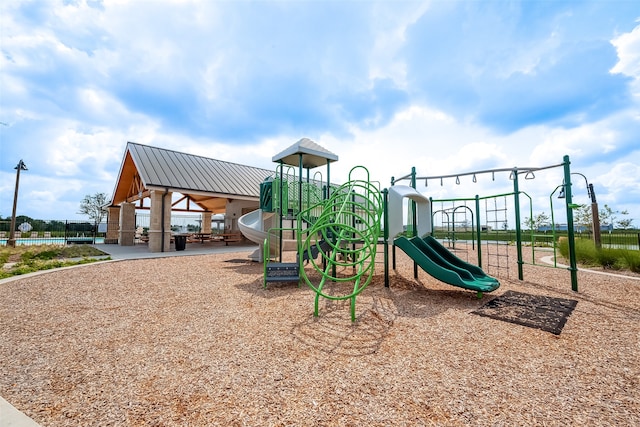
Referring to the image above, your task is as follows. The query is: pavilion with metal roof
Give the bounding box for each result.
[108,142,274,252]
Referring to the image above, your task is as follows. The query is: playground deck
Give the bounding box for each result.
[0,245,638,426]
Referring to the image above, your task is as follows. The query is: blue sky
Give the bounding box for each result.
[1,0,639,227]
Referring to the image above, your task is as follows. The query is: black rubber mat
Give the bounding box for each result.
[472,290,578,335]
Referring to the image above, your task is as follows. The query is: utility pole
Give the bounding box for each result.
[8,160,28,248]
[588,183,601,248]
[573,172,601,249]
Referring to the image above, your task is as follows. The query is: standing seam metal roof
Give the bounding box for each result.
[126,142,273,197]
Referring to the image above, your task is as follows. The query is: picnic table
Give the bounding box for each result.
[219,233,243,245]
[191,233,212,244]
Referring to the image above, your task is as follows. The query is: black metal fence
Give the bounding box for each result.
[0,213,220,247]
[582,231,640,250]
[0,220,106,246]
[432,229,640,251]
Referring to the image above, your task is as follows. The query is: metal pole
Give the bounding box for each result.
[326,159,331,199]
[279,161,284,261]
[389,179,395,275]
[475,195,482,268]
[563,155,579,292]
[383,189,389,287]
[8,160,27,248]
[411,167,418,279]
[589,184,601,249]
[429,196,433,236]
[512,169,524,280]
[298,154,303,216]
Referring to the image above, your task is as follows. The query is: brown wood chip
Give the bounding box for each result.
[0,245,638,426]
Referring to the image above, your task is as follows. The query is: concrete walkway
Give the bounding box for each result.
[539,255,640,281]
[96,240,258,260]
[0,397,42,427]
[0,241,258,426]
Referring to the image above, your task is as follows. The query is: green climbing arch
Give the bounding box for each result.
[297,166,383,321]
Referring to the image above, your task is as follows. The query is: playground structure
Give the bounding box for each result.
[238,139,584,320]
[390,155,581,292]
[239,139,533,321]
[238,138,587,320]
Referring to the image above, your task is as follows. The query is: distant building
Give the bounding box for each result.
[537,224,612,232]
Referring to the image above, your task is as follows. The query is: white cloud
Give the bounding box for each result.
[47,128,120,178]
[611,22,640,101]
[368,1,430,85]
[599,161,640,202]
[531,124,610,163]
[314,105,547,207]
[1,0,639,224]
[611,23,640,78]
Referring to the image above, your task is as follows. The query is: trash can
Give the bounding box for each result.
[174,234,187,251]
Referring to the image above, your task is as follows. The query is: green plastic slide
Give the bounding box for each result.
[394,236,500,293]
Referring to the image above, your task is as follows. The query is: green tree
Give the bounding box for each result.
[598,205,633,229]
[523,212,550,231]
[617,216,634,230]
[599,204,615,228]
[572,204,592,231]
[78,193,108,223]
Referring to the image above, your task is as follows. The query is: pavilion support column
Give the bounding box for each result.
[105,206,120,244]
[149,190,172,252]
[118,202,136,246]
[202,212,212,234]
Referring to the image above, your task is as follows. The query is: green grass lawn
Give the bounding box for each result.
[0,244,110,279]
[558,238,640,273]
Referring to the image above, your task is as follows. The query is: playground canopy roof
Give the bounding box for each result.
[272,138,338,169]
[109,142,274,213]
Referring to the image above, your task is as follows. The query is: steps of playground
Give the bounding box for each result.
[265,262,300,282]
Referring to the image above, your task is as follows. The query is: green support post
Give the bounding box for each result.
[278,161,284,262]
[383,188,389,287]
[429,197,433,236]
[512,169,524,280]
[326,159,331,199]
[549,185,563,268]
[391,177,396,272]
[298,154,303,217]
[475,195,482,268]
[411,167,418,279]
[563,155,579,292]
